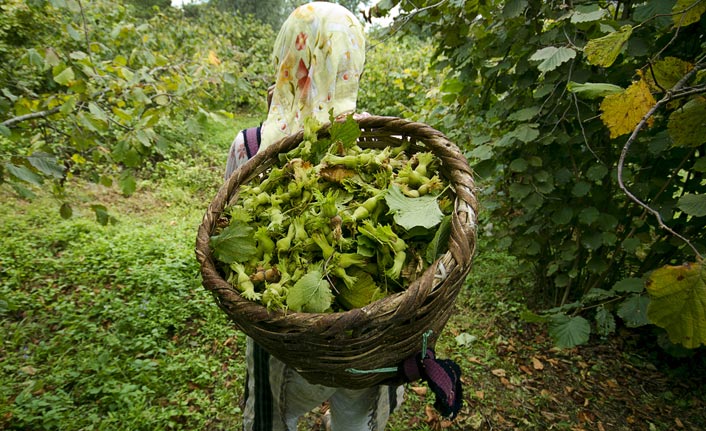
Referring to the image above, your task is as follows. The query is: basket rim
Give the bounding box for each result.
[195,114,478,332]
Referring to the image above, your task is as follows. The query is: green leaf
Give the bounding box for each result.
[551,207,573,225]
[613,277,645,293]
[88,102,108,122]
[509,158,528,172]
[677,193,706,217]
[441,77,464,94]
[425,215,451,264]
[45,48,61,67]
[549,314,591,348]
[28,152,65,179]
[583,288,615,302]
[586,164,609,181]
[529,46,577,72]
[567,81,623,99]
[27,48,46,69]
[502,0,528,18]
[60,202,73,219]
[66,23,82,41]
[0,125,10,137]
[693,157,706,173]
[329,113,361,150]
[91,204,114,225]
[153,94,170,106]
[622,237,642,252]
[5,163,43,185]
[668,97,706,148]
[520,310,549,323]
[672,0,706,26]
[385,185,443,230]
[508,106,540,121]
[646,262,706,348]
[617,294,651,328]
[209,221,257,264]
[595,306,616,337]
[118,171,137,196]
[571,4,609,23]
[571,181,590,197]
[468,144,493,161]
[584,25,633,67]
[509,183,532,200]
[10,182,36,199]
[287,270,333,313]
[578,207,599,225]
[53,67,75,86]
[512,123,540,143]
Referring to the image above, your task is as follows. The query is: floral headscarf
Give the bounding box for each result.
[260,1,366,149]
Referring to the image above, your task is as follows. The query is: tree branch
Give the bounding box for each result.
[617,62,706,260]
[1,107,62,128]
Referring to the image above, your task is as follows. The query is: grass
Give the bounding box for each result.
[2,114,704,431]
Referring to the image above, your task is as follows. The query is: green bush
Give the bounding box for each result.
[380,0,706,349]
[0,193,245,430]
[0,0,273,214]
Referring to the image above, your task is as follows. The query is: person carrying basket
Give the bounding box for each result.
[224,3,405,430]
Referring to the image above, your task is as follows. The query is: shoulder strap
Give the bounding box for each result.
[242,126,261,159]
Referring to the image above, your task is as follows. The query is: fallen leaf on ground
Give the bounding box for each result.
[532,356,545,370]
[491,368,506,377]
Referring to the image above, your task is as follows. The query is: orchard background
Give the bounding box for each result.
[1,0,704,429]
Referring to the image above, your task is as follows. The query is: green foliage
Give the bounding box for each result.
[1,0,274,216]
[0,190,244,430]
[377,0,706,349]
[358,35,445,121]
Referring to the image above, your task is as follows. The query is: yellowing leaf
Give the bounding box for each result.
[336,268,385,310]
[208,50,221,66]
[643,57,694,91]
[53,66,75,86]
[600,79,656,139]
[646,261,706,348]
[672,0,706,27]
[668,97,706,148]
[584,25,633,67]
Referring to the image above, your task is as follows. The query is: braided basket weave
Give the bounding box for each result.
[195,116,478,389]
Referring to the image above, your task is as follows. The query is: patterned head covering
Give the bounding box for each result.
[260,1,366,149]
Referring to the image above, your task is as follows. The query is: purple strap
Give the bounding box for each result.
[243,126,261,159]
[398,348,463,419]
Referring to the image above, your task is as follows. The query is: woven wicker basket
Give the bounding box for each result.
[195,116,478,389]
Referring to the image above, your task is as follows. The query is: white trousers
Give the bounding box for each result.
[242,337,404,431]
